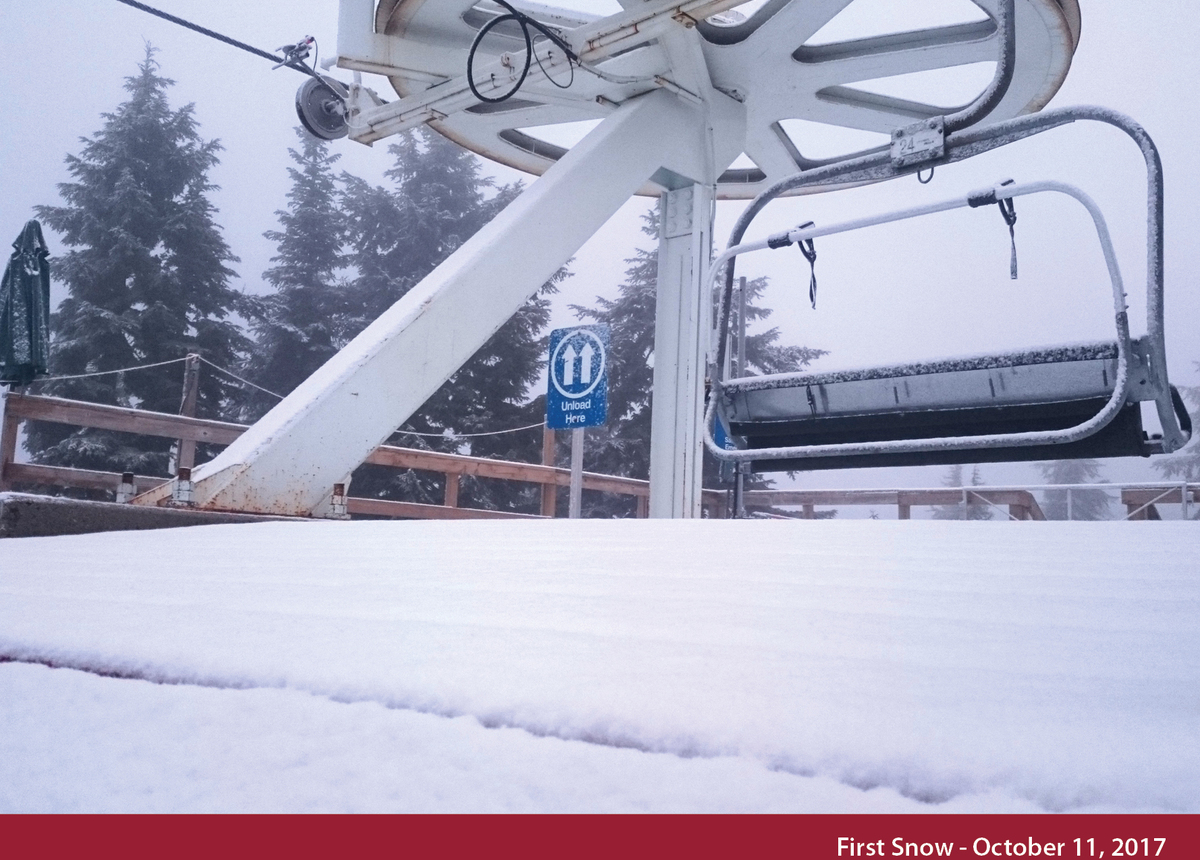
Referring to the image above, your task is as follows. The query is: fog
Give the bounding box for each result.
[3,0,1197,496]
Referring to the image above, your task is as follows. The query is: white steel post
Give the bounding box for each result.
[649,183,714,518]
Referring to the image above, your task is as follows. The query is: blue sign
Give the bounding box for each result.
[713,413,733,452]
[546,324,609,430]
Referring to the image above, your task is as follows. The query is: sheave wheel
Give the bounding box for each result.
[296,77,349,141]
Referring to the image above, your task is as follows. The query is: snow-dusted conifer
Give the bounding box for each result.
[28,48,246,478]
[238,128,348,421]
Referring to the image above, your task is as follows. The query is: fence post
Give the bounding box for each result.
[116,472,136,504]
[540,427,557,518]
[0,393,18,492]
[176,354,201,472]
[443,473,460,508]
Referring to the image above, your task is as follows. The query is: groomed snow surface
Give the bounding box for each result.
[1,519,1197,813]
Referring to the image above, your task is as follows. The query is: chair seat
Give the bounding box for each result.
[721,342,1155,471]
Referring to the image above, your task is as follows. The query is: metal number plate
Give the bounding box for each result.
[891,117,946,168]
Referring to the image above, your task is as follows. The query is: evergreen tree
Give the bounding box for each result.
[1037,459,1112,521]
[339,128,559,511]
[28,47,246,478]
[932,464,994,520]
[238,127,349,421]
[571,209,825,517]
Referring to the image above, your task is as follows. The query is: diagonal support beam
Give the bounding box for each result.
[136,89,742,516]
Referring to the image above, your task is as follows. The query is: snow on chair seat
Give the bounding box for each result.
[726,341,1158,471]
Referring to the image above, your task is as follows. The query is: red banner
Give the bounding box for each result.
[4,814,1196,859]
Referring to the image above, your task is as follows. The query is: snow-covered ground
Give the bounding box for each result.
[1,519,1197,813]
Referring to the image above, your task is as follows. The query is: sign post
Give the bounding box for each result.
[546,325,610,519]
[568,427,585,519]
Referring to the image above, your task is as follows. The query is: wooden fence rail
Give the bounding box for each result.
[741,488,1046,521]
[0,392,669,519]
[1120,486,1197,520]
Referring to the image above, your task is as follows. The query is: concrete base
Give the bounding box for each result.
[0,493,301,539]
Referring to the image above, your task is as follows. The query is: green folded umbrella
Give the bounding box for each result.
[0,220,51,387]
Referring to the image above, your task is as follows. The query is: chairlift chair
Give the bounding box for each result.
[705,178,1193,473]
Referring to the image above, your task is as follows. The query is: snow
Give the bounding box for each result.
[1,519,1197,813]
[1,662,988,814]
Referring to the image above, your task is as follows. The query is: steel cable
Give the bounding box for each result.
[112,0,311,74]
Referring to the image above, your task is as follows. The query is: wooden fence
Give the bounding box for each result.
[7,390,1190,521]
[0,391,669,519]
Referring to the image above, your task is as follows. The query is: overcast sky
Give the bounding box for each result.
[3,0,1198,494]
